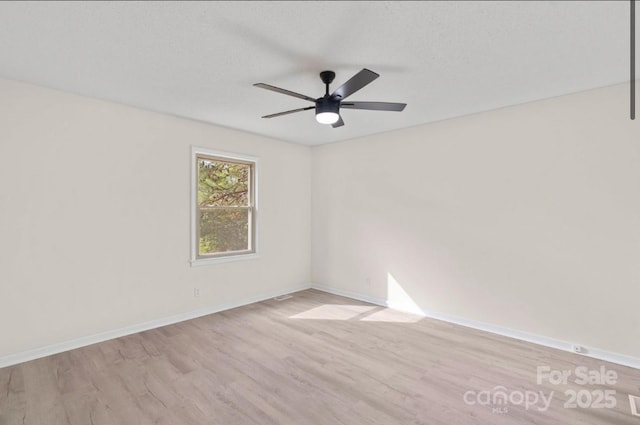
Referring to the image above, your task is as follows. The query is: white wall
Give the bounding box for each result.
[0,78,311,358]
[3,76,639,364]
[312,83,640,360]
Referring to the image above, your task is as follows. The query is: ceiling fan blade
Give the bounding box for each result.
[262,106,314,119]
[331,116,344,128]
[341,101,406,111]
[254,83,317,103]
[331,68,379,100]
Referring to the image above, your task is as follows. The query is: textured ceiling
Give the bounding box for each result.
[0,1,633,145]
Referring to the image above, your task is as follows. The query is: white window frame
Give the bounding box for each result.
[190,146,259,266]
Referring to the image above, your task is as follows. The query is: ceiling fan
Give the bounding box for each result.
[254,68,406,128]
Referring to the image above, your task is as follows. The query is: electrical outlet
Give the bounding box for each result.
[193,287,200,298]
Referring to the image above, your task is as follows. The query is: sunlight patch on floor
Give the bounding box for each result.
[289,304,377,320]
[289,302,423,323]
[360,308,422,323]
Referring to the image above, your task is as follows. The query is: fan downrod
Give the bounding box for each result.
[320,71,335,96]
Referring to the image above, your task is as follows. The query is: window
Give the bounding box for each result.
[191,148,257,264]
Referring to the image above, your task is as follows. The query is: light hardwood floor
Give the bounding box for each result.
[1,289,639,424]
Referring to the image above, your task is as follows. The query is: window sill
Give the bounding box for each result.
[190,253,260,267]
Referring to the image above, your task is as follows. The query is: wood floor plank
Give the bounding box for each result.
[1,289,639,424]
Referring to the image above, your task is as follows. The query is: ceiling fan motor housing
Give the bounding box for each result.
[315,96,340,115]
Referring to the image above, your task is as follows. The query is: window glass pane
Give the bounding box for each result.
[199,208,249,255]
[198,158,250,207]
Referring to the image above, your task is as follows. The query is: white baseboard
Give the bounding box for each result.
[311,283,640,370]
[0,283,312,369]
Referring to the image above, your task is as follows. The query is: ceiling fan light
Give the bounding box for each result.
[316,111,340,124]
[315,98,340,124]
